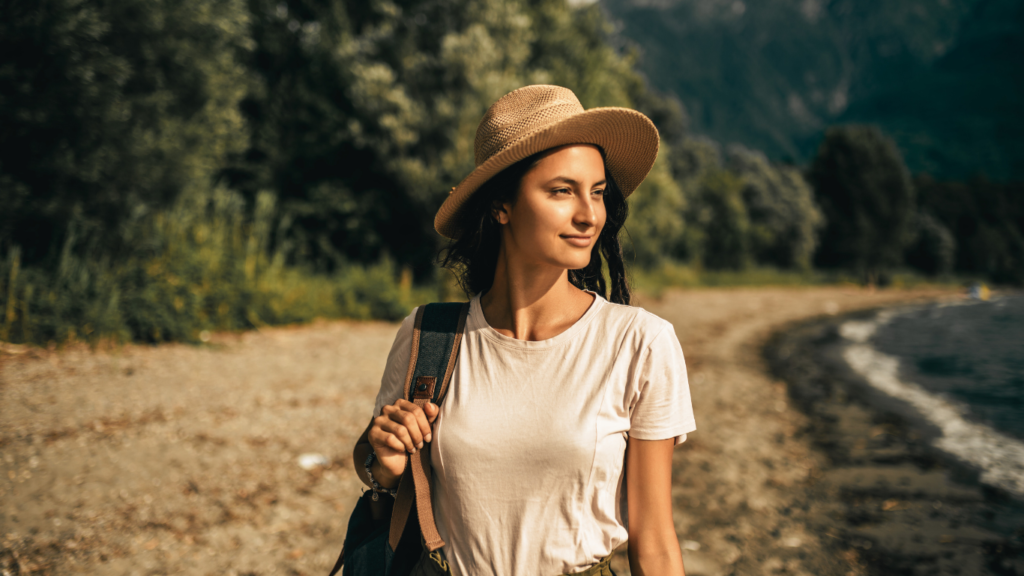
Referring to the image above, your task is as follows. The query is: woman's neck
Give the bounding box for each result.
[479,245,595,341]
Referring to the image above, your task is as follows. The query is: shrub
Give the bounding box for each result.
[0,188,428,346]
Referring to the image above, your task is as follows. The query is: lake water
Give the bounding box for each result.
[873,295,1024,441]
[838,294,1024,496]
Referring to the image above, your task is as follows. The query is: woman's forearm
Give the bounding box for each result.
[628,540,685,575]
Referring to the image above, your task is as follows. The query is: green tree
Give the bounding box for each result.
[808,125,916,281]
[904,211,956,276]
[622,90,691,266]
[668,136,722,186]
[688,168,750,270]
[239,0,660,275]
[0,0,252,264]
[622,148,686,267]
[726,145,823,270]
[914,174,1024,283]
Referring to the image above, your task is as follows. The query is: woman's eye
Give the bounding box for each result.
[592,188,606,196]
[552,187,572,195]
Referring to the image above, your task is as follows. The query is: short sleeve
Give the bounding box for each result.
[628,322,697,445]
[371,307,418,418]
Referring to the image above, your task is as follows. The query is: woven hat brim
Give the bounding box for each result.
[434,107,660,239]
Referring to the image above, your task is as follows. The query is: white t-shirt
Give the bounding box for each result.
[372,293,696,576]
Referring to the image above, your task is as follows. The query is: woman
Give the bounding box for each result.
[353,85,696,575]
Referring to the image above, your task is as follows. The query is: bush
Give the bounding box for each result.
[0,188,430,346]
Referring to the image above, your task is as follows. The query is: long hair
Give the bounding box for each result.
[439,150,632,305]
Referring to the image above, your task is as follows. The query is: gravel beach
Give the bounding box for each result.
[765,305,1024,576]
[1,286,956,575]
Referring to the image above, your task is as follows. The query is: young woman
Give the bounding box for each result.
[353,85,696,576]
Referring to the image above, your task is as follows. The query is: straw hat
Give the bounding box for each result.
[434,85,660,239]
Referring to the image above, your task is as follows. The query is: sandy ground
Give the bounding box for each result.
[0,286,956,576]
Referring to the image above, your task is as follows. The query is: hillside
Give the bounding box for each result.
[602,0,1024,179]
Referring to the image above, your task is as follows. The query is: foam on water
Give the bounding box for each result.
[840,305,1024,496]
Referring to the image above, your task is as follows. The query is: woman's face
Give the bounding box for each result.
[496,144,607,272]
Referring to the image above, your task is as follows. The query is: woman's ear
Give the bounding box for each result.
[492,201,510,225]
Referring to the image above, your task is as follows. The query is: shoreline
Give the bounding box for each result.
[765,306,1024,575]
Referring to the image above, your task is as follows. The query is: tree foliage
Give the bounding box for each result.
[0,0,252,264]
[903,211,956,277]
[237,0,652,274]
[688,168,749,270]
[664,138,822,271]
[3,0,1023,347]
[604,0,1024,181]
[726,146,823,270]
[622,147,686,267]
[808,125,916,279]
[913,175,1024,283]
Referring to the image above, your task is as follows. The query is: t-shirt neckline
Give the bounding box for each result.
[469,290,605,350]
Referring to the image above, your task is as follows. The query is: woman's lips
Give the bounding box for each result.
[561,235,594,247]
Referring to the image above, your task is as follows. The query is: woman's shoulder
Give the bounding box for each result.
[592,297,676,344]
[389,306,421,347]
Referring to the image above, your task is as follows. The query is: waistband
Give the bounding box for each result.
[416,545,618,576]
[562,553,615,576]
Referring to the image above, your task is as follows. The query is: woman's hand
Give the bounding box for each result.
[356,399,440,488]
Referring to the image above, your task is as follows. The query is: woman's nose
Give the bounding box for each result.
[574,195,598,226]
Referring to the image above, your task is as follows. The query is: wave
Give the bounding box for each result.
[839,307,1024,497]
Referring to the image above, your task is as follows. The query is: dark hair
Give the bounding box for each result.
[439,150,632,305]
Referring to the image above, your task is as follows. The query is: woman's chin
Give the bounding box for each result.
[557,256,595,273]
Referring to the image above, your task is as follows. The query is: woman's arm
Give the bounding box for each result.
[626,437,686,576]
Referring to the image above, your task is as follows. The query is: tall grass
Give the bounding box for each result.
[629,261,971,297]
[0,188,431,346]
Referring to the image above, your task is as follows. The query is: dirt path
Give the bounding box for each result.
[1,287,955,575]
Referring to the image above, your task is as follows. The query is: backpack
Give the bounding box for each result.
[329,302,470,576]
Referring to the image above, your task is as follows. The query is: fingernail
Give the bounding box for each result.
[417,442,424,449]
[410,447,416,454]
[425,433,432,443]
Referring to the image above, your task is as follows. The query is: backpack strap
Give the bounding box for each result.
[388,302,470,553]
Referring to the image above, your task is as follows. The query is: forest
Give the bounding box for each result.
[603,0,1024,181]
[1,0,1022,346]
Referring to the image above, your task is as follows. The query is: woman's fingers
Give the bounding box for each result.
[383,433,407,454]
[384,406,423,449]
[423,401,439,424]
[375,415,419,453]
[368,422,408,454]
[372,400,438,454]
[391,400,434,447]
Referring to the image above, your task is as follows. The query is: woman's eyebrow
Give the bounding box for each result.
[543,177,607,187]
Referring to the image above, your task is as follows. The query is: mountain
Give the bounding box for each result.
[601,0,1024,179]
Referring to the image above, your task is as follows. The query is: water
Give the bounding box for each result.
[838,295,1024,496]
[873,295,1024,440]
